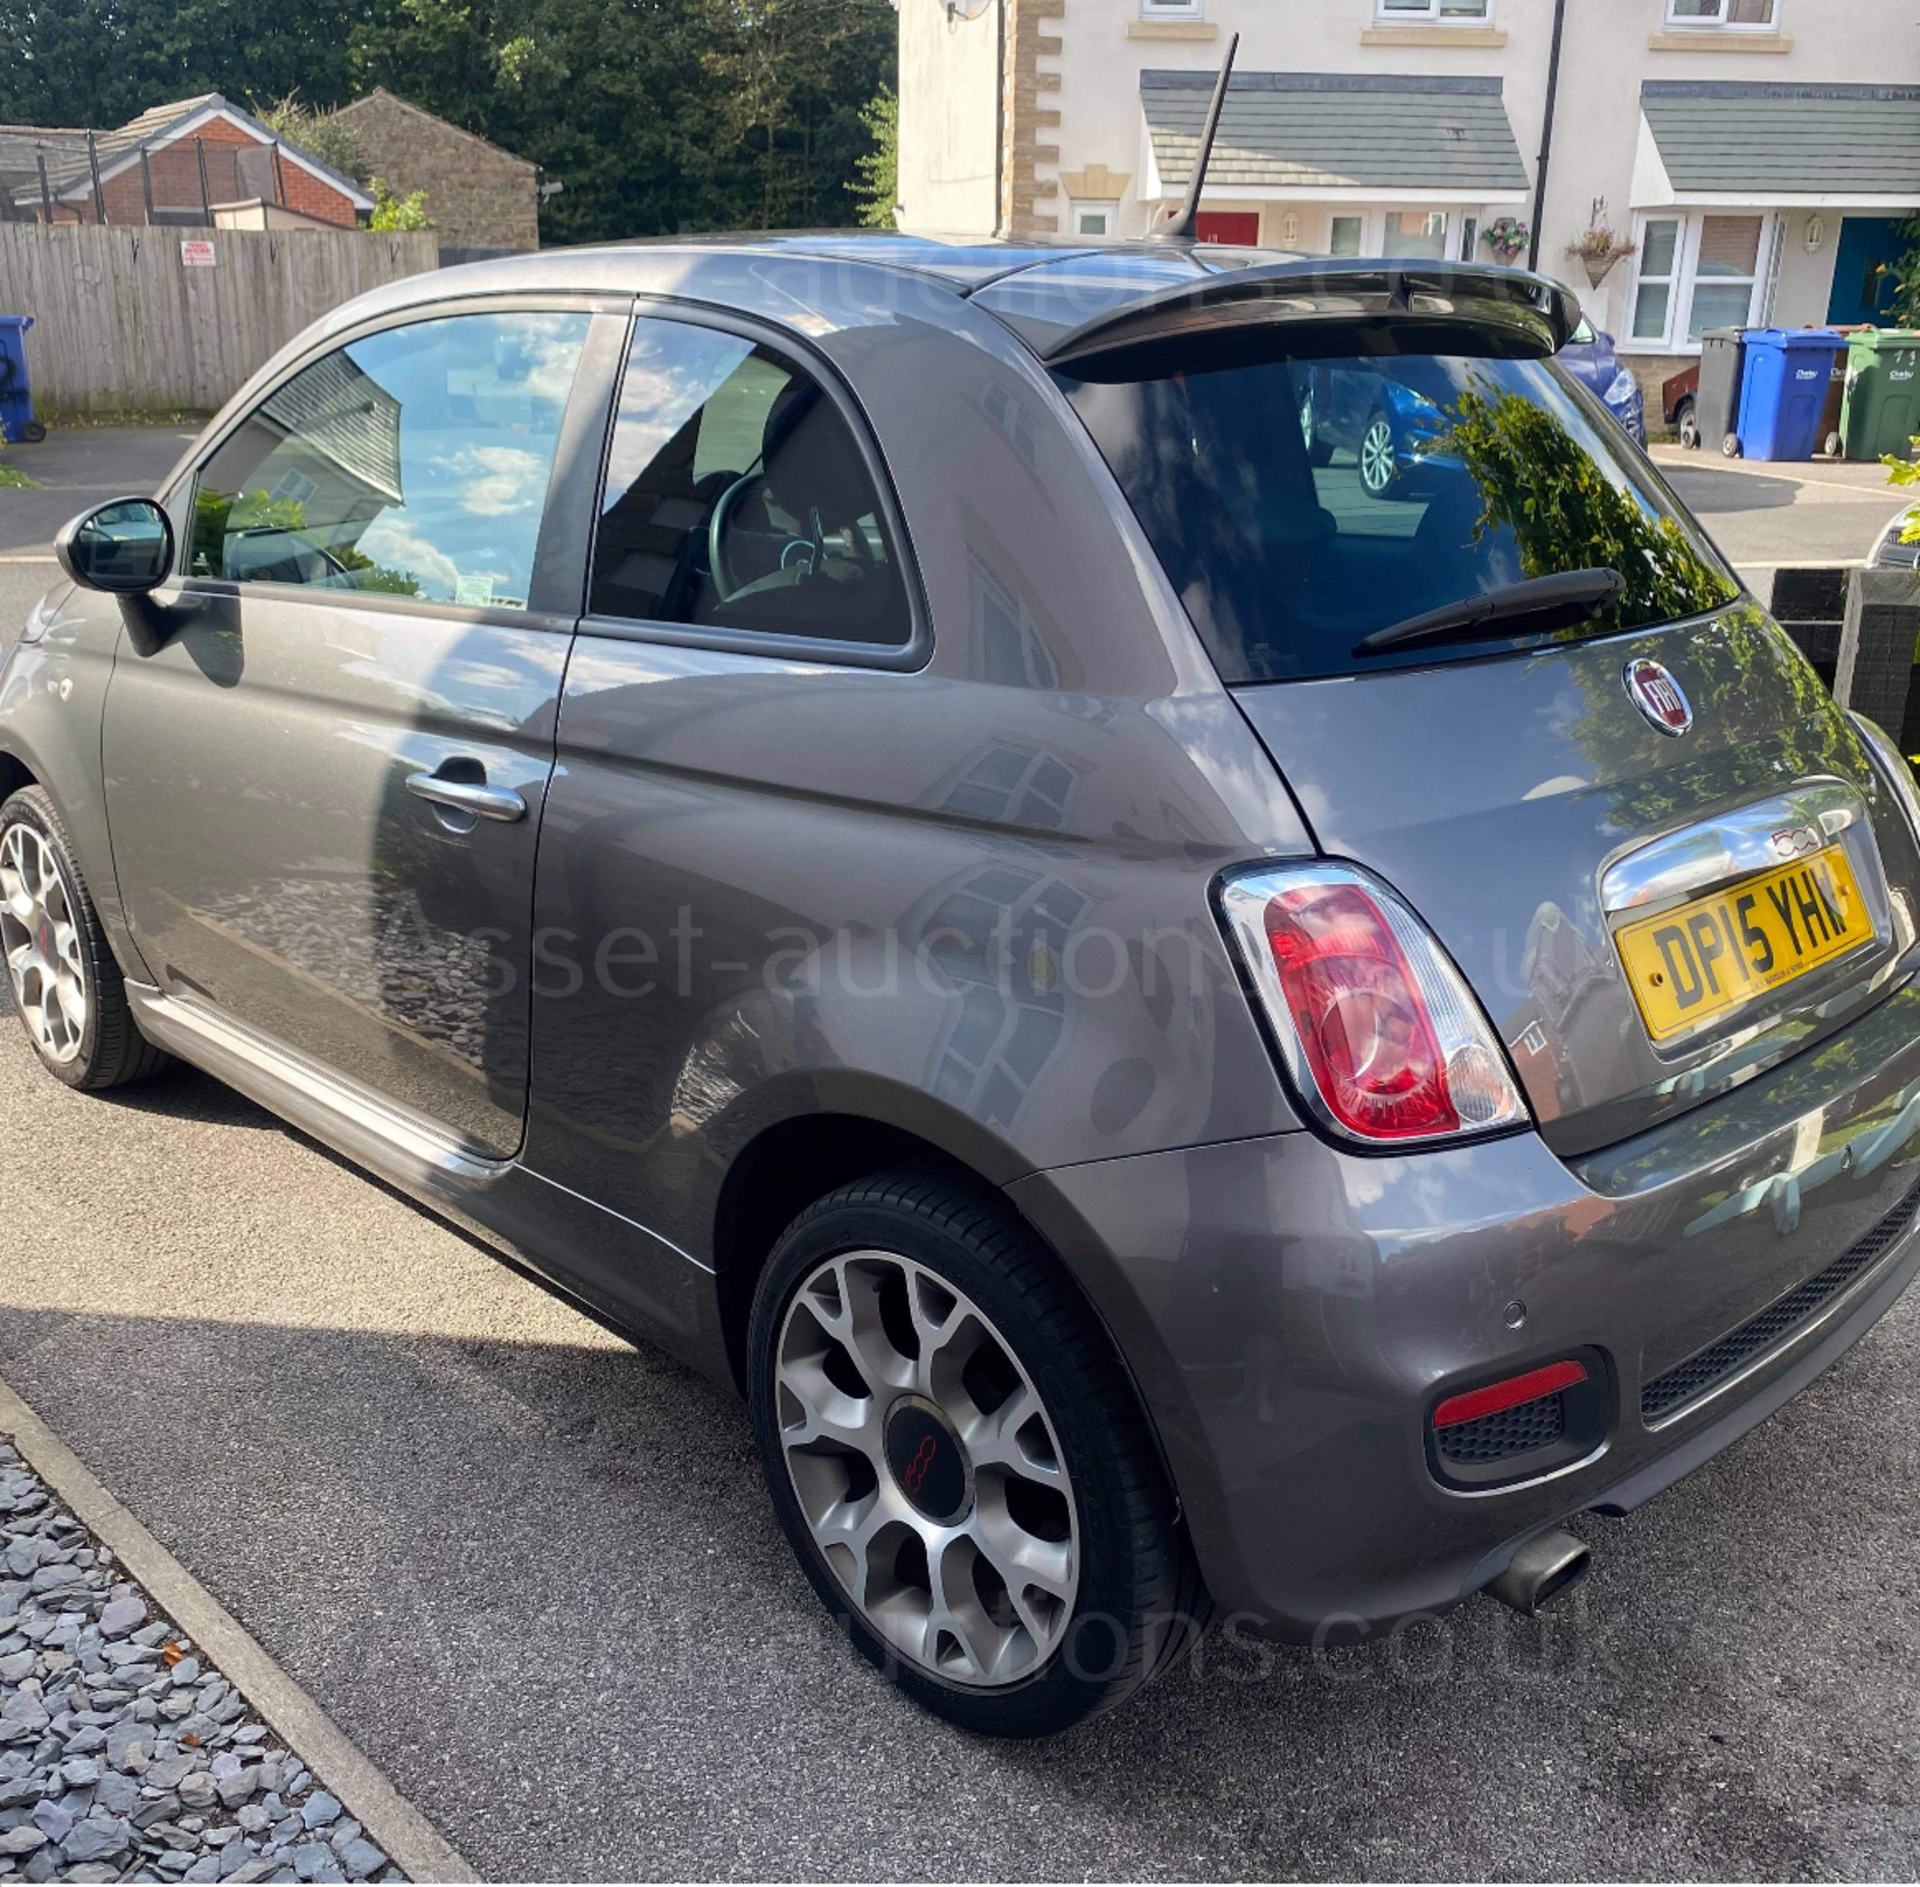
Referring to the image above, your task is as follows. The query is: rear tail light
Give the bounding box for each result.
[1219,862,1528,1146]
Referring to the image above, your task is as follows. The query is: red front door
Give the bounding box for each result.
[1195,212,1261,246]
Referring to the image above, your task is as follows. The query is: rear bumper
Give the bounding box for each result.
[1009,980,1920,1642]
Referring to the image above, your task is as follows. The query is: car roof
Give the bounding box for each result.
[319,228,1297,342]
[311,230,1577,370]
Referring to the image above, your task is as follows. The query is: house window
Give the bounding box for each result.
[1141,0,1203,18]
[1070,201,1118,237]
[1632,218,1680,341]
[1329,215,1364,257]
[1666,0,1775,26]
[1628,213,1770,349]
[1378,0,1492,19]
[1382,210,1448,259]
[1458,215,1479,262]
[1688,216,1764,337]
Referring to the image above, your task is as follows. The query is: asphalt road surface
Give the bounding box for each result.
[1649,444,1911,585]
[3,424,1920,1881]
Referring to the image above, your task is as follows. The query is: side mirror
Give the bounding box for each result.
[54,498,174,596]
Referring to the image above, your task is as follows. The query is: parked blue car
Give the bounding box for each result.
[1558,314,1647,445]
[1299,363,1448,498]
[1300,312,1644,502]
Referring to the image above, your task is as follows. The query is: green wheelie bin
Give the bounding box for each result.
[1840,329,1920,460]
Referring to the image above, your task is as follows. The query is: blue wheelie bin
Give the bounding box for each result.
[1732,327,1849,460]
[0,316,44,445]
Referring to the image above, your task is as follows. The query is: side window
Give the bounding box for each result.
[188,311,590,609]
[589,315,912,648]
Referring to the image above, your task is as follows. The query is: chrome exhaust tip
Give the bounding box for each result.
[1487,1527,1591,1615]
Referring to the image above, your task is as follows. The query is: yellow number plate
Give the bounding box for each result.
[1617,847,1869,1043]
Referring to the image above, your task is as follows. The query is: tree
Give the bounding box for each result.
[249,93,370,185]
[698,0,897,229]
[850,84,896,230]
[0,0,369,126]
[368,178,433,229]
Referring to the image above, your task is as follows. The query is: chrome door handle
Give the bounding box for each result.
[405,771,527,823]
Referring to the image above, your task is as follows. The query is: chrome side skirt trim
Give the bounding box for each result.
[125,981,510,1187]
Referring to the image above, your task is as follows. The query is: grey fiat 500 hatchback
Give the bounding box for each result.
[8,236,1920,1738]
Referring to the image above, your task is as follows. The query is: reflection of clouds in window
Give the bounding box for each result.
[603,328,756,505]
[355,515,461,596]
[433,443,550,516]
[490,316,593,403]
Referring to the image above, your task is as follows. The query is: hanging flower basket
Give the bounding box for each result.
[1480,216,1530,266]
[1567,199,1634,289]
[1569,236,1635,288]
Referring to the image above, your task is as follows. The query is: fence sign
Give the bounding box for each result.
[179,239,217,267]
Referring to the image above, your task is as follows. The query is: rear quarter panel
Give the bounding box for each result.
[522,270,1315,1263]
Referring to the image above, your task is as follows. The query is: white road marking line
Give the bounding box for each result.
[0,1376,479,1885]
[0,555,55,563]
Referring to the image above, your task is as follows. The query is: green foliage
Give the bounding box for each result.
[368,178,434,230]
[1889,212,1920,330]
[249,92,370,186]
[0,420,37,489]
[0,0,370,126]
[850,84,896,231]
[0,0,898,245]
[1438,379,1729,625]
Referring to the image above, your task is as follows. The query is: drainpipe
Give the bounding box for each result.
[994,0,1008,237]
[1527,0,1568,273]
[35,150,52,224]
[195,137,212,225]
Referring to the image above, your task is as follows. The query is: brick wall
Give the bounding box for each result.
[56,115,357,228]
[334,90,538,253]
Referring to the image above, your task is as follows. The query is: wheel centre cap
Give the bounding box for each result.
[884,1395,973,1525]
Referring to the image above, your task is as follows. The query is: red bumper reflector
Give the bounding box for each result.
[1433,1359,1589,1430]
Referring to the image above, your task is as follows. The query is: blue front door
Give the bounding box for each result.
[1827,217,1909,325]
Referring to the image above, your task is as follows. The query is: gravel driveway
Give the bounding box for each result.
[0,1441,397,1884]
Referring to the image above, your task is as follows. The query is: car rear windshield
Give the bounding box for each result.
[1060,344,1739,683]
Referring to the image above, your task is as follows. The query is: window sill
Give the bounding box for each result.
[1361,24,1508,45]
[1128,19,1219,38]
[1648,29,1792,50]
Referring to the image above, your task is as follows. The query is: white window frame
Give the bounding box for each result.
[1663,0,1779,30]
[1623,210,1776,353]
[1375,0,1493,22]
[1068,201,1119,238]
[1141,0,1203,19]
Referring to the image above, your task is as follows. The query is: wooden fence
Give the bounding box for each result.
[0,224,440,416]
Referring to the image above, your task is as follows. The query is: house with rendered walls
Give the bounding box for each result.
[897,0,1920,410]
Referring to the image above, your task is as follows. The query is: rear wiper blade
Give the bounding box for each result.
[1353,567,1622,658]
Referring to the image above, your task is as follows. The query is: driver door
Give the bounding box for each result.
[103,302,615,1158]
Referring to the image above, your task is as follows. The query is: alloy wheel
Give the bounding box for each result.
[774,1248,1079,1688]
[0,822,88,1064]
[1359,415,1397,496]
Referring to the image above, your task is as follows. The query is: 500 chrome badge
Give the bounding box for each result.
[1624,657,1693,736]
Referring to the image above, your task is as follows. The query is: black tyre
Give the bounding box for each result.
[1722,431,1741,458]
[748,1170,1206,1737]
[0,786,168,1090]
[18,420,45,445]
[1676,398,1699,450]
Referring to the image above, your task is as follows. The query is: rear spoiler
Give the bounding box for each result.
[1043,259,1581,377]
